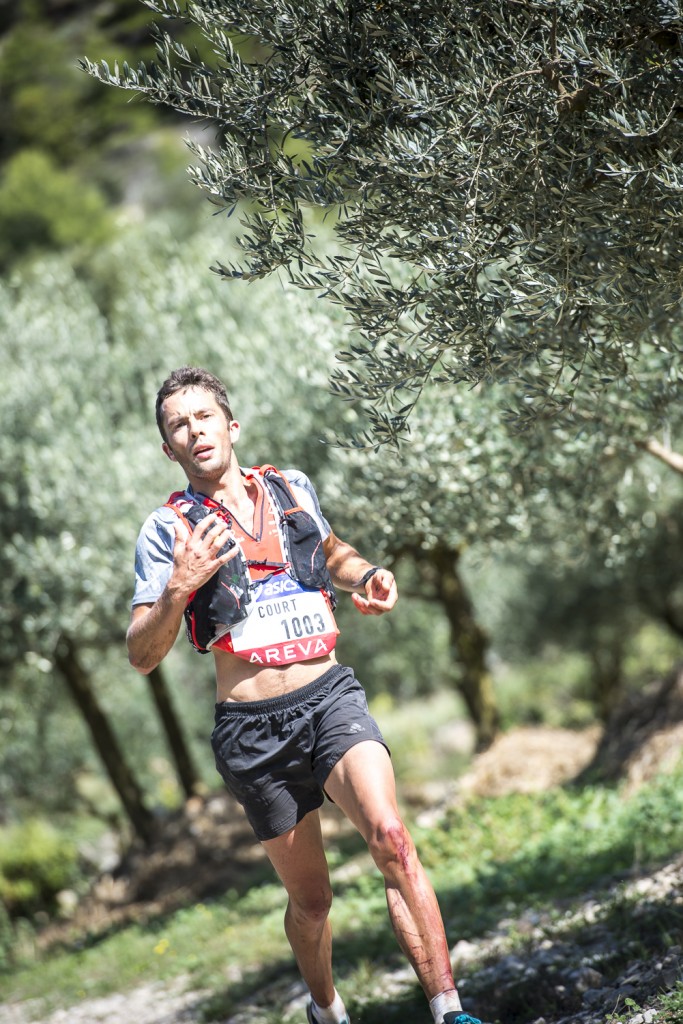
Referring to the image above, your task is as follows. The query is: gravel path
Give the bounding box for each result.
[0,979,205,1024]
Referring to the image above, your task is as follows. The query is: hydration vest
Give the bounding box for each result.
[165,466,337,654]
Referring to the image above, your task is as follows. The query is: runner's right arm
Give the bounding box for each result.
[127,513,235,674]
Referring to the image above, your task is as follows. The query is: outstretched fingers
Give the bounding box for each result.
[172,514,237,590]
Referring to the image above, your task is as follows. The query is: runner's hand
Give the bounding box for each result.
[351,568,397,616]
[171,513,237,594]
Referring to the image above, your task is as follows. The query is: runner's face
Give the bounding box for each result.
[160,387,239,483]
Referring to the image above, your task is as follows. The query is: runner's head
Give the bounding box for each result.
[156,366,233,442]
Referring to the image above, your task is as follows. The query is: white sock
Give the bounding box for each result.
[311,988,348,1024]
[429,989,463,1022]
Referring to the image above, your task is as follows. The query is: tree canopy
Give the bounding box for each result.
[83,0,682,443]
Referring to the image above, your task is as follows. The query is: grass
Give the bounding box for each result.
[2,693,683,1023]
[659,984,683,1024]
[606,984,683,1024]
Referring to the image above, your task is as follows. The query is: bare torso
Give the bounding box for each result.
[213,650,338,703]
[208,478,339,702]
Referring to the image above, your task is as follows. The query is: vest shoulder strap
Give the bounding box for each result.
[164,493,194,535]
[163,471,305,530]
[256,465,304,514]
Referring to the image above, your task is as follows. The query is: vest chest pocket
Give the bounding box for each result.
[182,504,253,651]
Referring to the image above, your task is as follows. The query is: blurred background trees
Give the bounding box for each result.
[0,0,680,920]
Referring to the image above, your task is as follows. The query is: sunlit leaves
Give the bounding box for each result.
[83,0,683,443]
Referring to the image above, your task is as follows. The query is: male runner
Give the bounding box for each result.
[128,366,481,1024]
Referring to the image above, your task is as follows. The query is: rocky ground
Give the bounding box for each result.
[2,667,683,1024]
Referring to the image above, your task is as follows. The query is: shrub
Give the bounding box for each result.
[0,819,78,917]
[0,149,111,269]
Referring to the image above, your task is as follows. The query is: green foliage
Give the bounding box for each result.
[0,654,94,813]
[369,690,472,786]
[0,901,12,971]
[83,0,683,443]
[0,819,78,916]
[334,591,453,703]
[422,764,683,921]
[0,6,167,167]
[318,368,683,718]
[464,485,683,720]
[0,149,112,268]
[0,257,134,653]
[0,1,210,274]
[659,983,683,1024]
[0,21,95,164]
[492,650,598,730]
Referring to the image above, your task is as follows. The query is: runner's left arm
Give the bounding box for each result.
[323,530,397,617]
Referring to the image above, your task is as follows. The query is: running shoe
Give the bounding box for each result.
[443,1015,482,1024]
[306,1001,350,1024]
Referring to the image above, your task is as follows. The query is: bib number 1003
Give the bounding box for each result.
[280,613,327,639]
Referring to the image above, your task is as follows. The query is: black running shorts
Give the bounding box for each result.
[210,663,389,841]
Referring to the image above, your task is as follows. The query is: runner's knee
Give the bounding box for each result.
[367,816,418,880]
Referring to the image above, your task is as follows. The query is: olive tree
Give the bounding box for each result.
[315,318,683,740]
[0,257,210,839]
[83,0,682,444]
[0,262,155,841]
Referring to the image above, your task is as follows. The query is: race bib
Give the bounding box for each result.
[217,574,338,665]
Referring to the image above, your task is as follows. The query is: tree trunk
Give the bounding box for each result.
[54,634,155,845]
[428,543,500,750]
[147,665,202,799]
[589,645,624,723]
[662,600,683,640]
